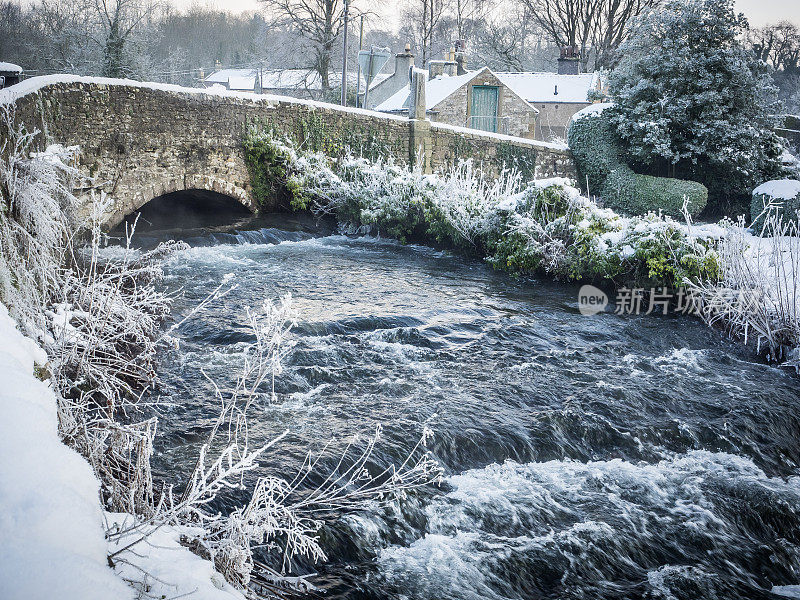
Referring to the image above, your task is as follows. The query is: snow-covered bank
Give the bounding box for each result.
[0,303,131,600]
[0,302,250,599]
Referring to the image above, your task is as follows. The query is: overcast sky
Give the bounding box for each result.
[187,0,798,27]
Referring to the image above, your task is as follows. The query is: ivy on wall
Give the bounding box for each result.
[496,142,538,179]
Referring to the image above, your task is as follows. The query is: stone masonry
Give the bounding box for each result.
[4,78,577,228]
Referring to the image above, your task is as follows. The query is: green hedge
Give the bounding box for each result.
[751,180,800,231]
[567,110,708,217]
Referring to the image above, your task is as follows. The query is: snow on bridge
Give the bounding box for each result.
[1,76,576,228]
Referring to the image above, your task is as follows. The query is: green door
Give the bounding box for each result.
[471,86,499,132]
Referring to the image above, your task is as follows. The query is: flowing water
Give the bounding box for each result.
[122,206,800,600]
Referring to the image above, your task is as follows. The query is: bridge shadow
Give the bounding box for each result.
[116,189,253,237]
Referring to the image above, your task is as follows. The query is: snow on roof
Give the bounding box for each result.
[0,62,22,73]
[364,73,391,92]
[375,68,488,113]
[206,68,375,92]
[753,179,800,200]
[375,68,598,113]
[204,68,257,84]
[227,75,255,91]
[496,72,599,104]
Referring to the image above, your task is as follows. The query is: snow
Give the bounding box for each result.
[376,68,602,113]
[204,68,378,92]
[0,302,133,600]
[0,74,411,122]
[753,179,800,201]
[0,62,22,73]
[375,69,481,113]
[107,515,246,600]
[227,75,256,91]
[0,301,250,600]
[774,586,800,599]
[429,120,567,150]
[570,102,614,123]
[495,72,601,104]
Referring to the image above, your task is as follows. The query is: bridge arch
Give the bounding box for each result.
[102,174,256,230]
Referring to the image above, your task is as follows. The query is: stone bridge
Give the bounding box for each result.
[1,76,577,228]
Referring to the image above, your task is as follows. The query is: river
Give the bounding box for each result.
[121,207,800,600]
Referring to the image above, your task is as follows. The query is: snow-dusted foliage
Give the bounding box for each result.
[688,214,800,365]
[249,132,800,364]
[252,131,722,290]
[606,0,785,206]
[1,114,443,596]
[751,179,800,229]
[0,106,78,332]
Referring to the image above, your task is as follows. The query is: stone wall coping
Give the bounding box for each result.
[3,75,574,156]
[429,120,571,153]
[0,75,409,123]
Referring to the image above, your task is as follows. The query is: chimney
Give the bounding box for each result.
[557,46,580,75]
[454,39,467,75]
[364,43,415,109]
[442,46,457,77]
[429,60,445,79]
[395,43,415,84]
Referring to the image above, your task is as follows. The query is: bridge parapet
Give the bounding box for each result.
[1,77,577,228]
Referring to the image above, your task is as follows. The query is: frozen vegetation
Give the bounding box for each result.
[0,107,441,599]
[1,87,799,599]
[246,126,800,365]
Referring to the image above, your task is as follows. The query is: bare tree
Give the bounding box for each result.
[471,4,550,71]
[748,21,800,74]
[747,21,800,114]
[401,0,450,65]
[93,0,159,77]
[516,0,659,71]
[592,0,661,68]
[260,0,366,91]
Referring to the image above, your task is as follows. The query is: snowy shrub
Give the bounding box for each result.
[485,180,720,288]
[606,0,785,211]
[0,106,79,331]
[751,179,800,231]
[688,214,800,365]
[260,131,722,290]
[567,105,708,217]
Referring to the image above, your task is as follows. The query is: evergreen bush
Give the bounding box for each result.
[567,109,708,217]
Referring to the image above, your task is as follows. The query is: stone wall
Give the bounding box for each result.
[533,102,591,142]
[3,78,576,227]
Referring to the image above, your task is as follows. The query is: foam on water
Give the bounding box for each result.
[373,451,800,599]
[131,216,800,600]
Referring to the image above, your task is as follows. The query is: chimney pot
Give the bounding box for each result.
[557,46,580,75]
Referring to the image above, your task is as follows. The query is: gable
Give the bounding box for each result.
[374,67,538,115]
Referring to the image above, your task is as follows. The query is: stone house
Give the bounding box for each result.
[497,71,603,141]
[371,47,603,141]
[375,66,540,139]
[0,62,22,90]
